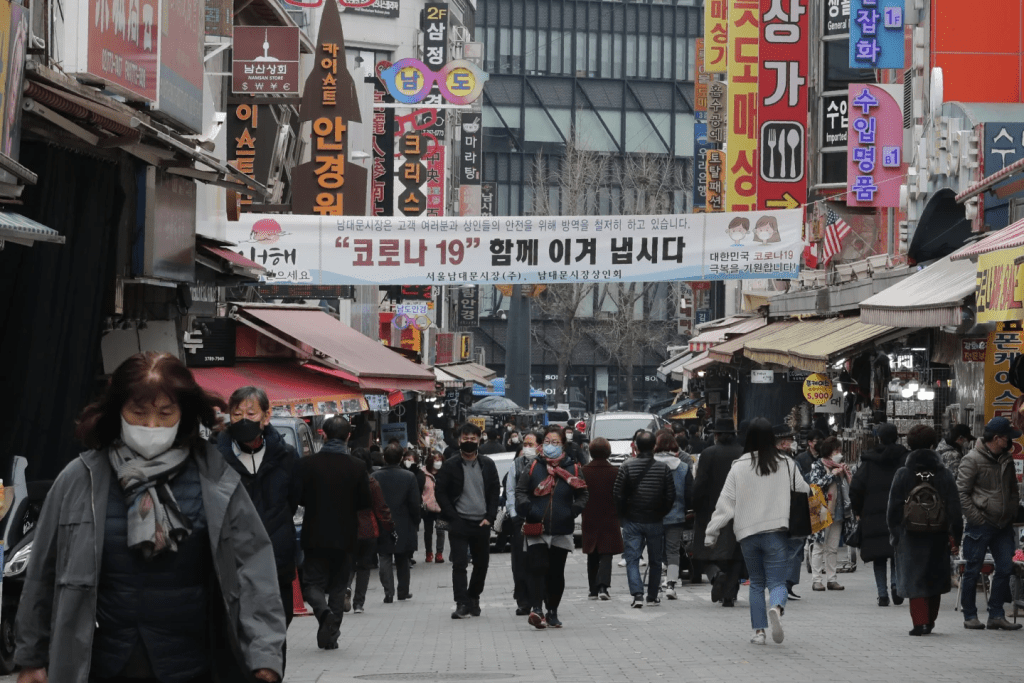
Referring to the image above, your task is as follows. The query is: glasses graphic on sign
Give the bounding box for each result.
[380,59,488,105]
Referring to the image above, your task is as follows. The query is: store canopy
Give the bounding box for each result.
[233,305,437,392]
[657,351,693,381]
[0,211,64,248]
[437,362,496,388]
[859,254,977,327]
[707,320,798,364]
[742,317,904,374]
[680,351,715,378]
[435,366,470,389]
[688,316,767,352]
[191,362,369,415]
[472,377,546,398]
[948,218,1024,261]
[196,237,266,280]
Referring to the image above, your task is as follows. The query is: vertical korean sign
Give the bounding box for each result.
[87,0,159,102]
[727,0,759,211]
[846,84,901,208]
[849,0,905,69]
[397,131,428,216]
[706,80,727,213]
[706,150,725,213]
[757,0,807,212]
[693,38,710,212]
[460,113,482,215]
[984,323,1024,478]
[228,104,277,206]
[370,63,395,216]
[705,0,729,74]
[419,2,448,217]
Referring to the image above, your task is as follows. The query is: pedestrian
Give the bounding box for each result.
[505,431,542,615]
[480,428,504,455]
[299,416,372,649]
[772,424,807,601]
[849,422,908,607]
[613,430,676,608]
[581,437,624,601]
[14,352,285,682]
[516,425,589,629]
[794,429,823,477]
[349,448,395,614]
[704,418,810,645]
[937,423,974,479]
[809,435,851,591]
[692,418,746,603]
[422,451,446,563]
[654,430,692,600]
[435,422,502,619]
[957,416,1023,630]
[403,448,427,495]
[688,423,710,456]
[887,424,964,636]
[371,444,422,603]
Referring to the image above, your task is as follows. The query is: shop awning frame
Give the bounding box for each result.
[859,254,977,327]
[742,318,907,374]
[956,154,1024,204]
[0,211,64,248]
[707,321,799,364]
[948,218,1024,261]
[436,362,496,388]
[688,316,768,352]
[196,237,266,280]
[657,351,693,381]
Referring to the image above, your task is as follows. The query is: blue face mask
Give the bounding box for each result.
[543,443,562,458]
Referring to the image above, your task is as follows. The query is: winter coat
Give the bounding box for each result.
[654,452,692,526]
[957,438,1020,529]
[691,440,744,561]
[515,458,589,536]
[422,472,441,513]
[371,466,422,555]
[613,452,676,524]
[299,440,372,552]
[887,449,963,599]
[849,443,908,561]
[706,454,809,544]
[794,450,814,477]
[809,457,850,545]
[580,460,624,555]
[358,477,394,540]
[15,446,285,683]
[217,427,301,577]
[936,439,964,479]
[434,454,502,524]
[410,465,427,496]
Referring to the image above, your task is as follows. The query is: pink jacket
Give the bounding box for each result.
[422,472,441,513]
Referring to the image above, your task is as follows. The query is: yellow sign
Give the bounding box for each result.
[726,1,759,211]
[395,66,424,97]
[704,0,728,74]
[468,416,486,431]
[445,67,476,96]
[802,373,833,406]
[977,250,1024,322]
[984,324,1024,471]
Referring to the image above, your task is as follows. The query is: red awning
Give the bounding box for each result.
[948,219,1024,261]
[191,362,368,415]
[199,244,266,272]
[237,306,437,393]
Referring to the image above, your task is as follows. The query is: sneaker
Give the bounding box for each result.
[665,582,677,600]
[588,593,599,600]
[545,610,562,628]
[528,610,547,629]
[751,630,767,645]
[316,611,342,650]
[987,616,1023,630]
[631,595,644,609]
[599,587,611,601]
[426,552,434,563]
[618,558,627,567]
[398,593,413,601]
[963,618,985,629]
[826,581,844,591]
[812,582,826,592]
[645,596,661,607]
[353,604,364,614]
[768,606,784,643]
[787,587,801,601]
[343,588,352,613]
[451,603,472,619]
[640,557,647,566]
[383,595,394,604]
[469,600,482,617]
[877,595,890,607]
[435,553,445,563]
[515,605,531,616]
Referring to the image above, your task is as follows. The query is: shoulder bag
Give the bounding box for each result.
[786,459,813,538]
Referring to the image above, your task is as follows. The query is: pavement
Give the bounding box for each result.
[4,550,1023,682]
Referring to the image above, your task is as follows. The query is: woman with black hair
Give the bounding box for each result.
[704,418,809,646]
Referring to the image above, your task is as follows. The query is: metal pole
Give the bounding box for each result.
[506,285,532,409]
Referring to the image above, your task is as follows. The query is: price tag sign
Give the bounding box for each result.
[802,373,834,405]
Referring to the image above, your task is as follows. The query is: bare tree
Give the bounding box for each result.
[615,152,689,215]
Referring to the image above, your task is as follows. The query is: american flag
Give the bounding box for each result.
[822,207,852,266]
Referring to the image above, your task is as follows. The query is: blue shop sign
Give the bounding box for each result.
[849,0,905,70]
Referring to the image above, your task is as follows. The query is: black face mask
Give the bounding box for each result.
[229,418,264,452]
[459,440,479,454]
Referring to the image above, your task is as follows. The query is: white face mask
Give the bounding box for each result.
[432,460,442,470]
[403,460,414,469]
[521,446,537,459]
[121,416,179,460]
[832,454,844,464]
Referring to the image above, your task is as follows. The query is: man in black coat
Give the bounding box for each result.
[691,418,745,605]
[435,422,502,619]
[372,444,422,604]
[299,416,372,649]
[479,428,505,455]
[795,429,824,477]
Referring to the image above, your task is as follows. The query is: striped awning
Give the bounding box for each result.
[948,219,1024,261]
[0,211,64,247]
[707,320,799,364]
[680,351,716,378]
[743,318,903,374]
[859,254,977,327]
[688,316,767,352]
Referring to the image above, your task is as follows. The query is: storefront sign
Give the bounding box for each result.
[822,94,849,149]
[727,0,759,211]
[846,84,902,208]
[962,338,987,363]
[707,80,728,144]
[694,123,710,212]
[824,0,851,36]
[80,0,160,102]
[380,59,487,106]
[982,122,1024,219]
[696,308,712,325]
[367,395,391,413]
[232,26,300,94]
[815,391,844,413]
[678,291,694,336]
[460,114,482,215]
[802,373,833,405]
[787,368,811,382]
[481,182,496,216]
[155,0,204,132]
[381,421,408,445]
[456,287,479,329]
[751,369,774,384]
[370,65,396,217]
[706,149,725,212]
[984,324,1024,466]
[143,167,196,282]
[396,131,428,216]
[205,0,232,38]
[705,0,729,74]
[224,209,805,285]
[422,2,449,99]
[977,250,1024,322]
[227,104,277,205]
[757,0,808,212]
[426,143,445,217]
[849,0,905,69]
[341,0,400,18]
[1,2,28,158]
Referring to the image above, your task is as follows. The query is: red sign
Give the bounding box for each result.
[88,0,159,102]
[232,26,300,94]
[757,0,808,212]
[158,0,204,132]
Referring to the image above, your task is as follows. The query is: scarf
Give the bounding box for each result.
[109,443,194,559]
[821,457,852,483]
[533,454,588,496]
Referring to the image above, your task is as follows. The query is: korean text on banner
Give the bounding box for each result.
[849,0,905,70]
[694,122,711,211]
[223,210,803,286]
[847,84,901,208]
[757,0,808,212]
[977,251,1024,323]
[984,324,1024,474]
[727,0,759,212]
[706,149,725,213]
[705,0,729,74]
[87,0,159,102]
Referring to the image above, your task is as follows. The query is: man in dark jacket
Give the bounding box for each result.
[795,429,824,477]
[371,444,422,604]
[691,418,745,604]
[435,422,502,619]
[479,428,505,455]
[299,416,371,649]
[957,417,1023,630]
[613,431,675,608]
[218,387,301,627]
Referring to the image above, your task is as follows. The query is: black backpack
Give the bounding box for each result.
[903,471,948,533]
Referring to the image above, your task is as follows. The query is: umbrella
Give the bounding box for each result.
[471,395,522,412]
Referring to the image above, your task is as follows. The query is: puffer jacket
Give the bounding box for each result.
[514,458,589,535]
[957,438,1020,528]
[654,452,692,525]
[613,452,676,523]
[936,439,964,478]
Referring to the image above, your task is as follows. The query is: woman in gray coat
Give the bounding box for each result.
[15,352,285,683]
[371,444,422,602]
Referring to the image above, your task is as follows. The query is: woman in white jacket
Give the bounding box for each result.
[705,418,810,645]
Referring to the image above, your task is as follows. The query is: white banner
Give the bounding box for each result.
[226,210,803,285]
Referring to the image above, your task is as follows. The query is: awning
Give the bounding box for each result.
[437,362,496,388]
[707,321,799,364]
[191,362,369,415]
[688,316,768,352]
[743,318,903,374]
[472,377,546,398]
[948,219,1024,261]
[680,351,715,378]
[0,211,64,247]
[196,238,266,280]
[233,305,437,392]
[956,154,1024,204]
[669,405,703,420]
[657,351,693,381]
[435,366,471,389]
[859,254,977,326]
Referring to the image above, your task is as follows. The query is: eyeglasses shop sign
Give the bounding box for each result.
[751,370,774,384]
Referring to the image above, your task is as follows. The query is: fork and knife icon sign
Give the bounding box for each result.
[762,124,804,181]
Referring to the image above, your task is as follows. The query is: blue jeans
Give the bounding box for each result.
[622,520,665,599]
[873,557,897,598]
[739,531,791,630]
[961,522,1016,621]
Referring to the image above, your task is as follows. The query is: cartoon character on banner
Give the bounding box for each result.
[726,216,750,246]
[753,216,782,244]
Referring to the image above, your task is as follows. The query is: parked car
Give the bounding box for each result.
[546,409,572,428]
[586,412,666,465]
[271,416,320,458]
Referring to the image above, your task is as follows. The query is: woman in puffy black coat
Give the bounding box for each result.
[850,422,908,606]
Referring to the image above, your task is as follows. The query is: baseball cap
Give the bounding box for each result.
[985,417,1023,440]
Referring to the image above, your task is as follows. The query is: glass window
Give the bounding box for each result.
[523,107,565,143]
[601,34,612,78]
[563,31,573,74]
[526,29,537,72]
[613,34,623,79]
[676,37,687,81]
[651,35,662,79]
[638,35,649,78]
[500,28,511,73]
[825,40,874,90]
[538,30,549,73]
[576,32,587,74]
[674,113,694,156]
[626,34,637,77]
[578,110,618,152]
[589,32,598,76]
[664,36,674,80]
[486,27,497,71]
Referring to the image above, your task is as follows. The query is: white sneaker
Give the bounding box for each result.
[640,557,647,566]
[618,558,627,567]
[751,630,766,645]
[665,583,677,600]
[768,606,784,644]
